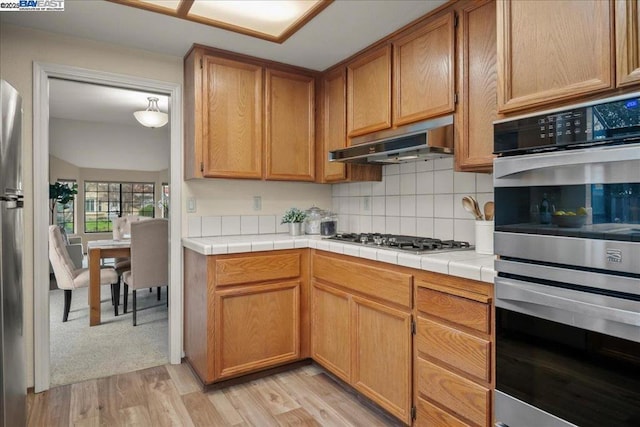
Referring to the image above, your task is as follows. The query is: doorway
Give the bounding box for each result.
[48,79,171,386]
[33,63,182,392]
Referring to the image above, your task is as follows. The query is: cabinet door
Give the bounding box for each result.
[455,0,497,172]
[201,56,263,178]
[497,0,613,113]
[347,45,392,138]
[393,12,455,125]
[616,0,640,86]
[265,69,315,181]
[311,282,351,382]
[352,296,412,424]
[321,67,348,182]
[214,281,300,380]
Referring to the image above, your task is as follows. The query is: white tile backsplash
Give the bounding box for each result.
[202,216,221,236]
[188,163,494,248]
[385,174,401,195]
[400,195,416,217]
[330,162,494,243]
[454,171,476,194]
[258,215,276,234]
[434,194,454,218]
[434,169,454,194]
[386,196,401,216]
[241,216,259,235]
[221,216,241,235]
[187,216,202,237]
[400,173,416,195]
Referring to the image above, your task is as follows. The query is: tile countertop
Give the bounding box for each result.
[182,234,496,284]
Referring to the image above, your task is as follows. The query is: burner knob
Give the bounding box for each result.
[373,236,383,245]
[360,236,368,244]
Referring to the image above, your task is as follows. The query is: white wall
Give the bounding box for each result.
[50,118,170,171]
[331,158,494,244]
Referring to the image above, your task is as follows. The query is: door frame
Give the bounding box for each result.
[33,62,183,392]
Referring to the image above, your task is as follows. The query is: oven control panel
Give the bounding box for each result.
[494,94,640,155]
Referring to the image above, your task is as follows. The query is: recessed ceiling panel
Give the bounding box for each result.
[109,0,332,43]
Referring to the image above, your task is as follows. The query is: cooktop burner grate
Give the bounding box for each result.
[327,233,472,254]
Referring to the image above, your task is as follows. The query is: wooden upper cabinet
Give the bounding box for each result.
[347,45,392,138]
[265,69,315,181]
[393,12,455,125]
[616,0,640,87]
[201,56,263,179]
[321,68,348,182]
[455,0,497,172]
[497,0,614,113]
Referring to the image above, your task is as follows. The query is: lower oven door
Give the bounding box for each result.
[495,276,640,427]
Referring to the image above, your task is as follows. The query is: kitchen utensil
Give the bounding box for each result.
[462,196,483,220]
[484,201,495,221]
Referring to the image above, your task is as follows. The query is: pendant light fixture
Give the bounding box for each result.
[134,97,168,128]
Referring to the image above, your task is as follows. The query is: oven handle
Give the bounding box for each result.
[493,143,640,179]
[496,277,640,342]
[495,258,640,296]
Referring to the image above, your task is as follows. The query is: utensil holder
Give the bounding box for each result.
[475,220,494,255]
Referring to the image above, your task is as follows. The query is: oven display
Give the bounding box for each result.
[495,95,640,155]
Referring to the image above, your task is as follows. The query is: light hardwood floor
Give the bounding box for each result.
[27,363,403,426]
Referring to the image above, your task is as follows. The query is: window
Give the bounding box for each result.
[84,181,155,233]
[55,179,76,234]
[160,183,169,218]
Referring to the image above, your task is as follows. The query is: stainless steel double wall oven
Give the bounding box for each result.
[493,93,640,427]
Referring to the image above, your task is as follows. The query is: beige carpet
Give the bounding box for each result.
[49,283,169,386]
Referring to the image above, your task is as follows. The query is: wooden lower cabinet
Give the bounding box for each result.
[311,251,413,425]
[311,282,351,382]
[414,277,493,427]
[183,248,308,385]
[214,281,300,380]
[185,247,494,426]
[352,296,412,423]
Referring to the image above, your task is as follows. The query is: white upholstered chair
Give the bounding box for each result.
[48,225,119,322]
[111,215,151,272]
[122,219,168,326]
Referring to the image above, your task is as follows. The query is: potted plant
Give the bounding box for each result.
[49,182,78,226]
[281,207,307,236]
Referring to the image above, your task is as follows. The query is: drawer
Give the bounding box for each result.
[416,285,490,333]
[417,358,490,427]
[417,317,490,382]
[312,252,412,309]
[415,397,471,427]
[215,252,301,286]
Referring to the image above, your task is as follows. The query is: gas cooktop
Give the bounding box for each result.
[327,233,472,255]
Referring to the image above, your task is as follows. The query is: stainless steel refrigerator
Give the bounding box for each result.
[0,80,26,427]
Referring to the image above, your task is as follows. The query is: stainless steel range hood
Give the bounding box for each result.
[329,115,454,164]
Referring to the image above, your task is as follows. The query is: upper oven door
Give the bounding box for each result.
[493,144,640,271]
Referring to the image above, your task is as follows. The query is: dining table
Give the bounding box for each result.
[87,239,131,326]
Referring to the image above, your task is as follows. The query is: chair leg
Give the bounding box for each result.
[110,284,115,306]
[157,286,161,301]
[123,284,129,313]
[63,289,72,322]
[113,282,120,317]
[132,290,137,326]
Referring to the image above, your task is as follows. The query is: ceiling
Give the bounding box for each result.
[50,79,170,126]
[1,0,447,71]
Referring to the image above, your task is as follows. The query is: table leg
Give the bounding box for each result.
[89,247,101,326]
